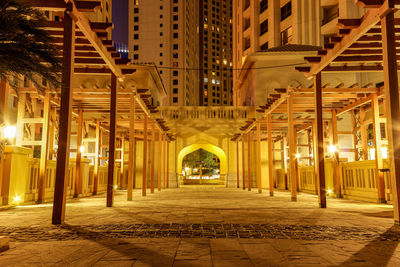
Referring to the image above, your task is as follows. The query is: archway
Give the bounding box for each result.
[177,144,227,186]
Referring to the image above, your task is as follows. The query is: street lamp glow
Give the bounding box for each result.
[328,145,337,154]
[3,125,16,139]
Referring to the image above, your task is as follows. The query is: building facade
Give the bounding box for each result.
[128,0,200,106]
[199,0,233,106]
[232,0,366,105]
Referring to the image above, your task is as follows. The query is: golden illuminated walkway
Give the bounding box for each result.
[0,188,399,266]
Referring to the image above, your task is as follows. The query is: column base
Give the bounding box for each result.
[248,188,251,191]
[269,192,274,197]
[394,220,400,225]
[378,198,387,204]
[242,187,246,190]
[36,199,44,204]
[258,189,262,194]
[335,193,342,198]
[319,203,327,208]
[127,197,132,201]
[291,196,297,202]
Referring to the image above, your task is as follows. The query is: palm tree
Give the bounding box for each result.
[0,0,61,158]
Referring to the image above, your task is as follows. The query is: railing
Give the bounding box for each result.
[341,160,392,202]
[158,106,254,121]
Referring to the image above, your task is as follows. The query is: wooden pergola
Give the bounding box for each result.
[233,0,400,224]
[23,0,172,224]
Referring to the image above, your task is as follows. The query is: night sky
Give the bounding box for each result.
[112,0,129,46]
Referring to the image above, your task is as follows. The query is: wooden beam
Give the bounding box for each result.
[150,122,155,193]
[93,121,100,195]
[381,7,400,223]
[256,122,262,193]
[127,93,135,200]
[74,109,83,198]
[106,73,117,207]
[288,95,297,202]
[37,93,50,203]
[242,136,246,190]
[52,4,75,225]
[142,115,148,196]
[267,114,274,196]
[314,73,327,208]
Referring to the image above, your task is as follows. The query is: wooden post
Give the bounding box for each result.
[256,122,262,193]
[283,136,288,190]
[382,5,400,223]
[247,132,251,191]
[166,140,170,188]
[74,109,83,198]
[16,93,26,146]
[127,93,136,200]
[360,108,368,160]
[142,115,148,196]
[242,136,246,190]
[236,141,240,188]
[351,111,359,161]
[0,79,8,126]
[93,121,100,195]
[158,131,162,191]
[150,122,155,193]
[120,135,125,188]
[37,93,51,203]
[52,4,75,224]
[314,72,326,208]
[372,94,386,203]
[331,109,341,198]
[288,95,297,201]
[162,135,166,188]
[48,108,56,160]
[106,73,117,207]
[267,114,274,196]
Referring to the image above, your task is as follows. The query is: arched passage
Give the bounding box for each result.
[177,144,227,185]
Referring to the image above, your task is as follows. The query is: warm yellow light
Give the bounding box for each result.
[381,147,388,159]
[114,185,118,189]
[295,153,301,159]
[328,145,337,154]
[327,189,333,194]
[184,167,190,172]
[193,168,198,172]
[79,145,85,153]
[3,125,16,139]
[13,195,21,204]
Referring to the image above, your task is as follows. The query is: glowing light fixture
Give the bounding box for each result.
[381,147,388,159]
[3,125,16,139]
[327,189,333,194]
[114,185,118,189]
[295,153,301,159]
[79,145,85,153]
[328,145,337,154]
[13,195,21,204]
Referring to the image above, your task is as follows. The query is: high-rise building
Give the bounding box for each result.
[199,0,233,106]
[232,0,366,105]
[128,0,200,106]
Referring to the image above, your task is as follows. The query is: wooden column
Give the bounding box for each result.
[150,122,155,193]
[283,136,288,190]
[331,109,341,198]
[312,121,318,194]
[166,140,170,188]
[142,115,148,196]
[247,132,251,191]
[382,5,400,223]
[120,135,125,188]
[372,94,385,203]
[127,93,136,200]
[48,108,56,160]
[52,4,75,224]
[236,141,240,188]
[351,111,359,161]
[314,72,326,208]
[360,109,368,160]
[16,93,26,146]
[256,122,262,193]
[162,135,166,188]
[37,93,51,203]
[106,73,117,207]
[0,80,8,126]
[158,131,162,191]
[93,121,100,195]
[288,95,297,201]
[241,136,246,190]
[267,114,274,196]
[74,109,83,198]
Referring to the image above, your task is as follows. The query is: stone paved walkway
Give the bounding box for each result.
[0,187,400,266]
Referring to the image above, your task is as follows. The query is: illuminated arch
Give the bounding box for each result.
[177,144,227,175]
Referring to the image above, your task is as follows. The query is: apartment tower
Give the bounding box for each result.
[199,0,233,106]
[128,0,200,106]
